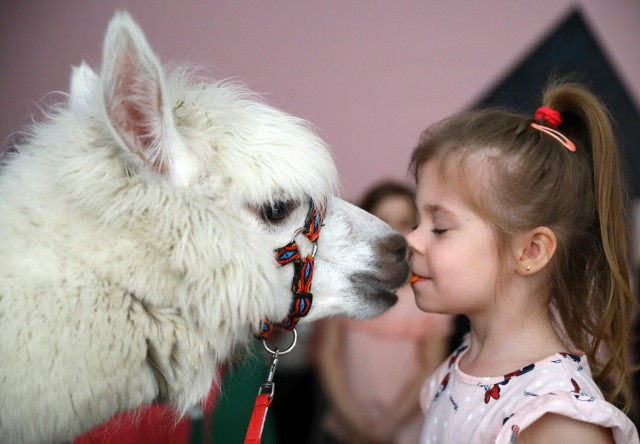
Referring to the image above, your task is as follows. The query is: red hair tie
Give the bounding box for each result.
[534,106,562,127]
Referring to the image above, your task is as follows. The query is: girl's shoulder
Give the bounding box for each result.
[496,390,639,444]
[493,351,637,443]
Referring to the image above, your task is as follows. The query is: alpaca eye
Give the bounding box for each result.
[260,200,294,222]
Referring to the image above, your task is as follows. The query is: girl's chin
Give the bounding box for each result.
[414,295,435,313]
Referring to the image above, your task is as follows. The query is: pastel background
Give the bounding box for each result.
[1,1,639,202]
[2,2,640,436]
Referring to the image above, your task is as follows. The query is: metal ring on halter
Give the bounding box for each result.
[262,327,298,355]
[291,228,318,258]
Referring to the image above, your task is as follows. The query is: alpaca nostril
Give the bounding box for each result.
[382,233,408,262]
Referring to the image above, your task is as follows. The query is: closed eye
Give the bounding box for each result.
[432,228,448,235]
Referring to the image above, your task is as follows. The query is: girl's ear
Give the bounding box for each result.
[512,227,557,275]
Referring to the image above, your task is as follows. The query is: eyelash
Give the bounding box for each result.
[432,228,448,235]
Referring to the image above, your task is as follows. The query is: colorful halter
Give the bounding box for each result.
[531,106,576,152]
[258,201,326,340]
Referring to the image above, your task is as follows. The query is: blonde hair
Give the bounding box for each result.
[410,81,635,411]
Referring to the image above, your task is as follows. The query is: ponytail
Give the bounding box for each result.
[544,82,635,410]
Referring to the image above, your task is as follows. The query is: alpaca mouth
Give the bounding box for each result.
[373,259,411,290]
[349,261,410,318]
[362,282,399,306]
[349,280,399,319]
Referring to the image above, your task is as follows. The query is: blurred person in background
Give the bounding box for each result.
[317,181,453,444]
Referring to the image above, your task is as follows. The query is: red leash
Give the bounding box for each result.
[244,351,278,444]
[244,393,272,444]
[244,329,298,444]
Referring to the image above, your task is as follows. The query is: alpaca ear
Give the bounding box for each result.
[101,11,194,186]
[69,62,98,112]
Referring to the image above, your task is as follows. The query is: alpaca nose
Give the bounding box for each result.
[382,233,408,263]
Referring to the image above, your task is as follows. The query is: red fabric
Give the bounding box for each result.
[73,404,191,444]
[244,393,273,444]
[73,384,219,444]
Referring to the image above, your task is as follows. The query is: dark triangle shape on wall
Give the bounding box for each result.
[475,9,640,197]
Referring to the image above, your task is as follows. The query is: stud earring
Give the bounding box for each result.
[526,266,531,271]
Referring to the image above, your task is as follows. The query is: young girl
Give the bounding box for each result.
[407,81,639,443]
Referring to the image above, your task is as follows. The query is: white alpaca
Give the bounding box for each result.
[0,12,408,444]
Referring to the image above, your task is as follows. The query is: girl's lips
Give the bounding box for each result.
[409,274,425,284]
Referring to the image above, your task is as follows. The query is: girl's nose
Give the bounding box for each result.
[405,227,424,255]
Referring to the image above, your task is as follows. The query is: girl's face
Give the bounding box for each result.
[407,159,502,315]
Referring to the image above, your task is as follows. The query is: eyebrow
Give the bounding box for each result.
[421,203,454,217]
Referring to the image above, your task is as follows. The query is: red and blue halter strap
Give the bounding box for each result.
[259,202,325,340]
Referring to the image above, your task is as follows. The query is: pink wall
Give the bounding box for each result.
[1,1,639,202]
